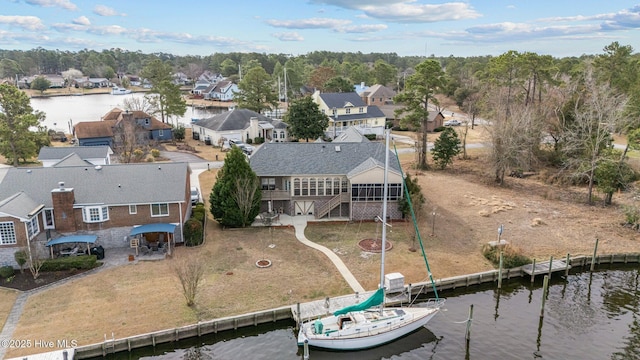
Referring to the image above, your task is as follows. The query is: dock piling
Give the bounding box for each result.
[591,238,599,271]
[465,304,474,341]
[540,275,549,318]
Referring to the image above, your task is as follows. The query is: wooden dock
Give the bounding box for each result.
[521,259,570,276]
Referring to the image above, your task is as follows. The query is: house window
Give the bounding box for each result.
[293,178,300,196]
[26,216,40,239]
[83,206,109,223]
[261,178,275,190]
[333,178,341,195]
[159,130,164,137]
[318,178,324,196]
[129,205,137,214]
[309,178,316,196]
[43,209,55,229]
[346,108,351,114]
[359,107,364,113]
[301,178,309,196]
[151,203,169,217]
[280,132,286,139]
[0,222,16,245]
[351,184,403,201]
[144,119,150,126]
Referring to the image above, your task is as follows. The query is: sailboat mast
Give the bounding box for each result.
[380,129,390,290]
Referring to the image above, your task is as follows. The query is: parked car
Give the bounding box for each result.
[229,140,254,155]
[190,186,200,205]
[444,119,462,126]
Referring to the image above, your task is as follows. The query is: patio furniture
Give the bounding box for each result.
[60,246,79,257]
[139,245,150,255]
[150,242,159,252]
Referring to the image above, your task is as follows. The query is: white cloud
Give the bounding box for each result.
[336,24,387,33]
[25,0,77,11]
[72,16,90,26]
[0,15,46,31]
[265,18,351,29]
[93,5,126,17]
[87,25,127,35]
[272,32,304,41]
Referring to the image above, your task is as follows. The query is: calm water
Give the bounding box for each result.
[94,265,640,360]
[29,93,225,133]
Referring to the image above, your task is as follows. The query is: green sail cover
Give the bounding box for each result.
[333,288,385,316]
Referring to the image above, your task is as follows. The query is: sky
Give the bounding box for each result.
[1,0,640,58]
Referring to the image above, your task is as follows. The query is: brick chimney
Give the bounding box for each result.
[51,181,77,232]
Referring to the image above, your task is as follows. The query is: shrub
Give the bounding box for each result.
[482,243,531,268]
[433,126,445,132]
[0,265,14,279]
[14,250,27,273]
[364,134,377,141]
[151,149,161,158]
[183,218,204,247]
[253,137,265,144]
[40,255,98,272]
[246,138,253,144]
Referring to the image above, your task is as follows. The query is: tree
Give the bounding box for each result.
[394,59,447,169]
[0,59,22,80]
[171,255,206,307]
[397,174,424,251]
[324,76,353,93]
[210,147,261,227]
[0,84,46,165]
[372,59,397,86]
[234,66,278,114]
[594,151,636,205]
[61,68,82,89]
[174,125,186,141]
[30,76,51,94]
[431,127,461,169]
[141,59,186,123]
[563,68,629,204]
[285,96,329,141]
[308,66,336,92]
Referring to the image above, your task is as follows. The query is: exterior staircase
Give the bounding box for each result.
[315,193,348,219]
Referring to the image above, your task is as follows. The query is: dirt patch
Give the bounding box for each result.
[357,238,393,253]
[0,268,94,292]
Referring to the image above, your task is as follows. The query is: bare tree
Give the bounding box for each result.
[112,118,148,163]
[171,255,207,307]
[563,69,629,204]
[123,96,156,115]
[25,242,45,280]
[234,175,260,226]
[61,68,83,89]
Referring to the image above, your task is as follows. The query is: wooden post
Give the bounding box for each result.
[465,304,474,341]
[540,275,549,318]
[296,303,301,330]
[531,258,536,283]
[591,238,599,271]
[565,253,570,276]
[498,251,503,289]
[547,256,553,279]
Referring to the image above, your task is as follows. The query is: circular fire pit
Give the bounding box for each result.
[255,259,272,268]
[357,238,393,253]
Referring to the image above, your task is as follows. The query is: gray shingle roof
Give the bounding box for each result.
[0,192,41,220]
[249,142,400,177]
[319,92,367,108]
[193,108,287,132]
[0,162,189,207]
[38,146,112,161]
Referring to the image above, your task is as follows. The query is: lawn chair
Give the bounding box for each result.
[139,245,150,256]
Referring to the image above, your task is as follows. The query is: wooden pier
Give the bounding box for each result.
[521,259,570,276]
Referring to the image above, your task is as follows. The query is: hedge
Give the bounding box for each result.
[41,255,98,272]
[0,266,14,279]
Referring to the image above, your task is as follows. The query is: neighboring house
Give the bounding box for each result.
[192,108,288,145]
[249,129,404,221]
[38,146,113,167]
[192,80,210,95]
[126,75,141,86]
[0,162,192,267]
[42,75,65,88]
[354,82,370,95]
[173,72,189,86]
[74,108,173,146]
[203,80,238,101]
[198,71,224,84]
[312,91,387,138]
[425,111,445,132]
[73,77,111,88]
[361,84,396,107]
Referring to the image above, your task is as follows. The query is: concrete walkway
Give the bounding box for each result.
[288,215,366,294]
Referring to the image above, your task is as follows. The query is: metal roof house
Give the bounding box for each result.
[192,108,288,145]
[249,130,404,221]
[0,162,192,267]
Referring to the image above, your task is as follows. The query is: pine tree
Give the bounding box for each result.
[209,147,262,227]
[432,127,461,169]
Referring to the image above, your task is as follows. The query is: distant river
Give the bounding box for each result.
[29,93,226,133]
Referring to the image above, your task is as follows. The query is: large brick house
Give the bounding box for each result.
[0,162,192,267]
[249,128,404,221]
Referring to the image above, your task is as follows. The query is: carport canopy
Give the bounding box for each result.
[130,223,176,236]
[46,235,97,247]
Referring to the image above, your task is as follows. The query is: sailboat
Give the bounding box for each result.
[297,130,445,351]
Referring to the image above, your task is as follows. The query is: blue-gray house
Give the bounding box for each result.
[74,108,173,146]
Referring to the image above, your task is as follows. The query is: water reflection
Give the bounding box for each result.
[92,265,640,360]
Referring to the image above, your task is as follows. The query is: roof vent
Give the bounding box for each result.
[335,145,341,152]
[94,165,102,170]
[58,181,65,189]
[26,169,32,173]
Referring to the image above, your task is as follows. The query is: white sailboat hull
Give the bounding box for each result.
[297,305,440,351]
